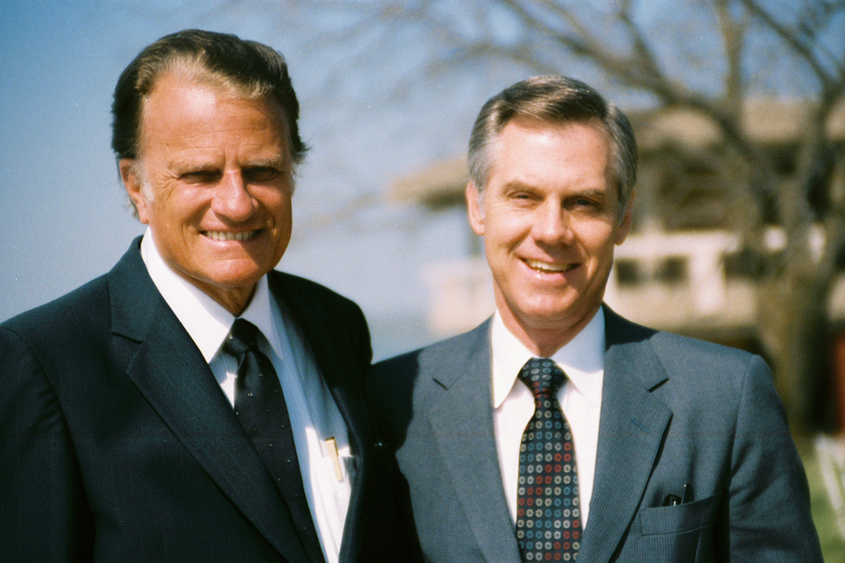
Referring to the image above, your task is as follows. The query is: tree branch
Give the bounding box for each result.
[617,0,666,83]
[715,0,747,116]
[740,0,835,87]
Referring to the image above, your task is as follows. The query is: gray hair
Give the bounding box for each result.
[468,75,637,214]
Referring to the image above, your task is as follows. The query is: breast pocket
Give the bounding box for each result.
[634,491,722,562]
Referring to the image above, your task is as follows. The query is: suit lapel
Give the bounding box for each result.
[268,272,375,563]
[268,272,369,445]
[427,323,522,563]
[578,308,672,563]
[108,241,310,563]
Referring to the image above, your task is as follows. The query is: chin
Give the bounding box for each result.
[524,297,597,326]
[213,257,272,279]
[198,267,265,292]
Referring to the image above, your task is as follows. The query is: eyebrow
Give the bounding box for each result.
[171,155,290,172]
[568,188,609,199]
[244,157,290,169]
[500,180,540,192]
[501,180,609,199]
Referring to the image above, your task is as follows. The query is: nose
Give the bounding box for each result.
[532,202,575,246]
[211,169,257,222]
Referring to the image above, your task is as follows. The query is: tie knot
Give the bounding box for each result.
[518,358,565,399]
[224,318,259,357]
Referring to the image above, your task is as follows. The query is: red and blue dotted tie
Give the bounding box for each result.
[516,358,581,562]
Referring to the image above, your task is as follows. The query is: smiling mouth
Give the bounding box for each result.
[524,259,578,274]
[203,230,258,242]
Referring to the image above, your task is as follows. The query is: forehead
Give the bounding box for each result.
[488,117,612,183]
[494,115,609,151]
[138,71,289,152]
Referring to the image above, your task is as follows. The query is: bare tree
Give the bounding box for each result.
[208,0,845,431]
[289,0,844,432]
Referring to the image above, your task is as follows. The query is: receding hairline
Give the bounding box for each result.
[481,115,620,202]
[139,56,279,103]
[131,63,293,158]
[467,75,637,217]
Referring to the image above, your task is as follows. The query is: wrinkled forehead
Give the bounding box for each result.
[141,59,277,111]
[137,68,290,150]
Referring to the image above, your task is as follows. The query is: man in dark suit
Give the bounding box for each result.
[0,30,395,563]
[369,76,824,562]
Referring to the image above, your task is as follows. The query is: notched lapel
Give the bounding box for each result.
[124,307,311,563]
[578,311,672,563]
[427,336,523,563]
[269,273,377,563]
[108,246,310,563]
[268,273,368,448]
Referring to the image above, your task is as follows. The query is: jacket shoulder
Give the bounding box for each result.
[650,329,757,367]
[268,270,372,377]
[606,307,760,376]
[1,275,110,342]
[0,275,114,403]
[269,271,363,317]
[605,308,770,413]
[373,320,490,377]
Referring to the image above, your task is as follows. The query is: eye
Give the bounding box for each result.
[568,196,602,212]
[244,166,282,183]
[508,191,537,204]
[181,170,221,184]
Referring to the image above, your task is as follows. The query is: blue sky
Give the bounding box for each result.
[4,1,826,358]
[0,0,503,358]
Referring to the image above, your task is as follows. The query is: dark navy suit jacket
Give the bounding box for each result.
[0,238,397,563]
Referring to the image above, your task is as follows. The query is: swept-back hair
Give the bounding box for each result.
[468,75,637,212]
[111,29,308,165]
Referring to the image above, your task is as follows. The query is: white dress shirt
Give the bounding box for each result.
[140,230,352,563]
[491,308,605,528]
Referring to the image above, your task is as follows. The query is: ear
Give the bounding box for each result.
[120,159,150,224]
[615,188,635,245]
[466,181,485,236]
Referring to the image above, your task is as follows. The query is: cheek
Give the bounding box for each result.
[578,221,617,251]
[488,210,532,244]
[272,194,292,225]
[147,200,182,231]
[266,194,293,241]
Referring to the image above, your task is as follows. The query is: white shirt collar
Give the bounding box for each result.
[239,277,284,358]
[491,307,606,409]
[140,229,278,362]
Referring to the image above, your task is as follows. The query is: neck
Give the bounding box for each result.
[181,278,257,317]
[498,304,601,358]
[214,287,255,317]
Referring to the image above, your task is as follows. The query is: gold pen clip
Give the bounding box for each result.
[325,437,343,481]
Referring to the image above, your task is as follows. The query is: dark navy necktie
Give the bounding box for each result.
[516,357,581,562]
[225,318,325,563]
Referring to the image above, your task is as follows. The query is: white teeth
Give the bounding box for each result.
[205,230,256,241]
[525,259,575,273]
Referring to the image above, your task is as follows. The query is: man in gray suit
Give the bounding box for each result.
[369,76,823,562]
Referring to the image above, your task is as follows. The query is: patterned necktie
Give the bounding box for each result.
[516,358,581,562]
[224,319,325,563]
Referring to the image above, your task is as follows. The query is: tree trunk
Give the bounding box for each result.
[759,268,833,436]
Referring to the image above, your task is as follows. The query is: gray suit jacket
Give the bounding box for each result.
[368,307,823,562]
